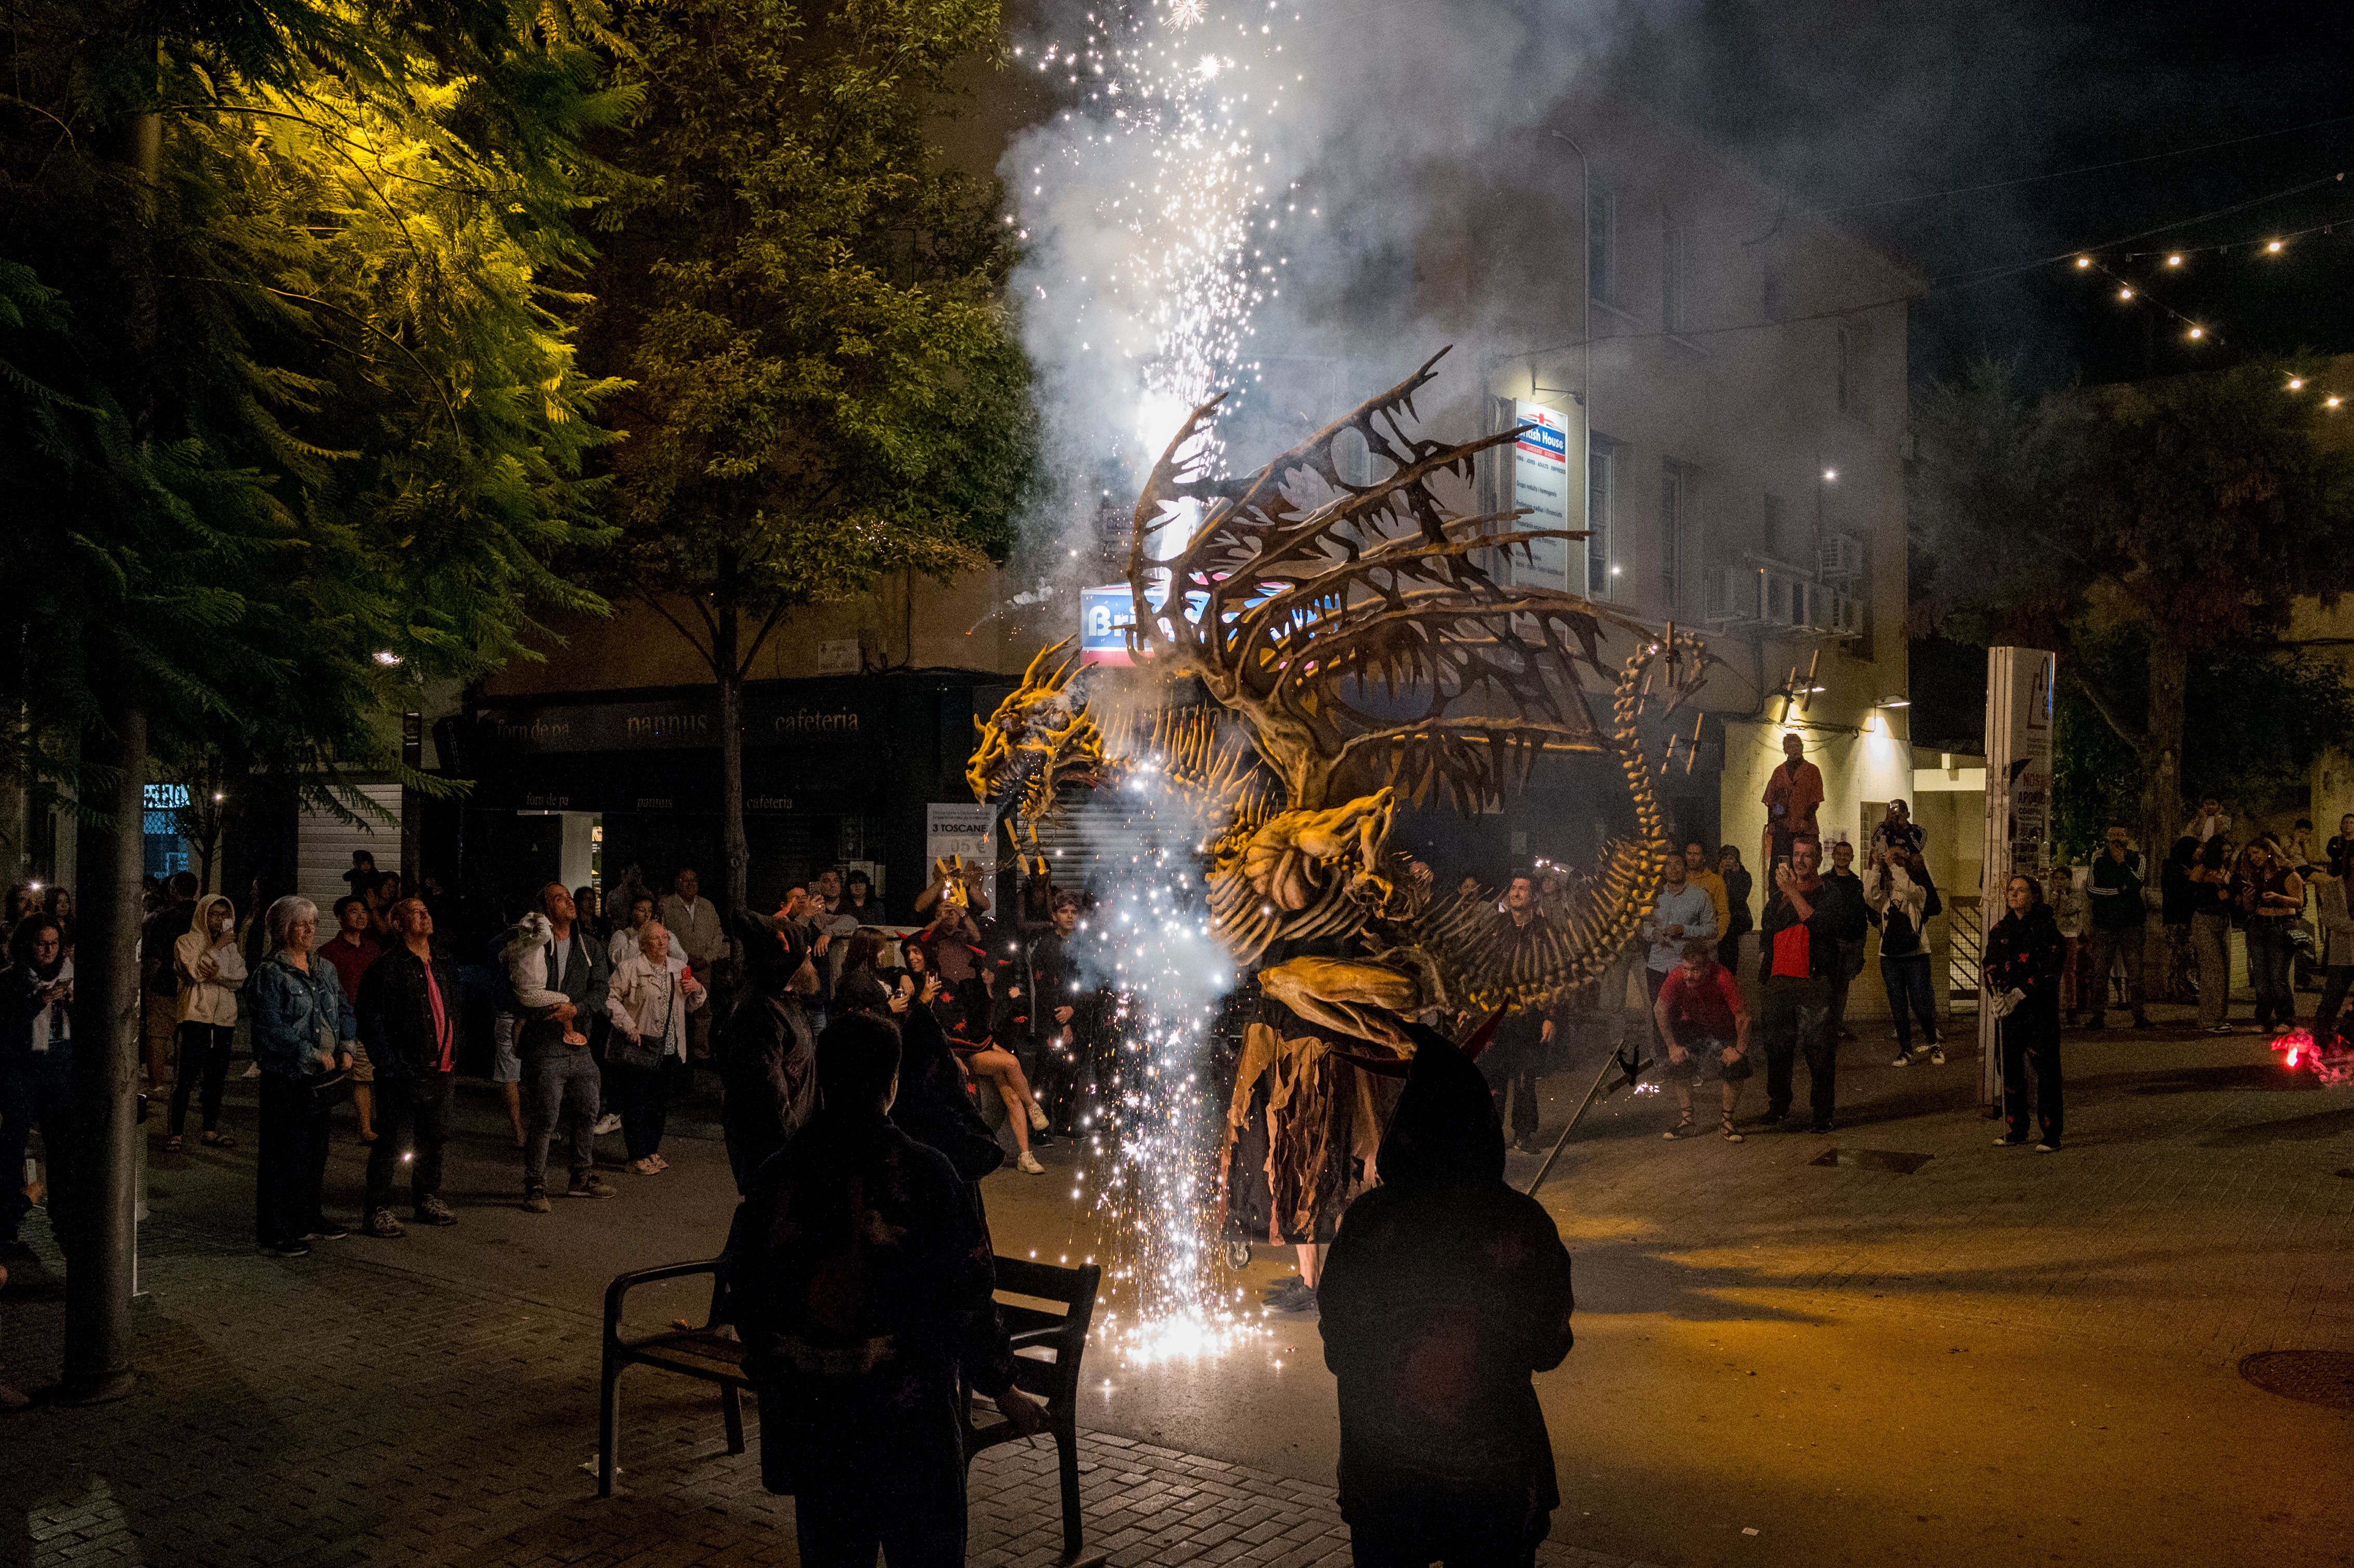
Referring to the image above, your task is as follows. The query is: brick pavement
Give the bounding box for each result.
[0,1209,1661,1568]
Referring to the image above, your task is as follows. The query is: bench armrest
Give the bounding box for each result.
[603,1258,725,1344]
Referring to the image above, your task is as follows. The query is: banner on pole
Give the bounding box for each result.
[1980,646,2056,1105]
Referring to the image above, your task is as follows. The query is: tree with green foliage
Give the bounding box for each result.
[581,0,1039,915]
[1913,357,2354,857]
[0,0,625,1396]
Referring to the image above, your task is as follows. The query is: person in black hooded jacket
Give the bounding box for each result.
[720,910,819,1193]
[1318,1026,1575,1568]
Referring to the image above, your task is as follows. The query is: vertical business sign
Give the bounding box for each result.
[1979,646,2057,1105]
[1511,399,1574,591]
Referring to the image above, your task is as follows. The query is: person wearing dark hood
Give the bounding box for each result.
[727,1011,1045,1567]
[1319,1026,1575,1568]
[2,914,76,1260]
[721,909,820,1193]
[1986,873,2068,1152]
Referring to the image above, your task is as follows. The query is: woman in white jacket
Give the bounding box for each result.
[168,893,246,1151]
[603,922,704,1174]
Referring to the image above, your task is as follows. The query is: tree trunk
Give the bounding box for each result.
[61,700,143,1403]
[715,567,747,918]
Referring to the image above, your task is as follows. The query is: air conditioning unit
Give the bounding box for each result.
[1706,564,1767,625]
[1823,589,1864,637]
[1819,531,1865,583]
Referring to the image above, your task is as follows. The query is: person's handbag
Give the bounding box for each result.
[306,1067,352,1113]
[609,1029,665,1072]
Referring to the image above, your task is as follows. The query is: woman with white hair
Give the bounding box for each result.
[250,896,356,1258]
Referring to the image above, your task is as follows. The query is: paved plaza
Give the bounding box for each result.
[1,1007,2348,1567]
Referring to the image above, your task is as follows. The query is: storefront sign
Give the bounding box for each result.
[926,802,997,869]
[475,687,872,754]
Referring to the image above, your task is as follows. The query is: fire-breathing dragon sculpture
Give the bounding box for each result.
[970,348,1712,1048]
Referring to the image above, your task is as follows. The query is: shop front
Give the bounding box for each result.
[437,670,1010,934]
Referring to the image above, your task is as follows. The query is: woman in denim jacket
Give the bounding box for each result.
[250,896,355,1257]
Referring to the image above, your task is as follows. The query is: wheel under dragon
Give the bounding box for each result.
[969,347,1714,1046]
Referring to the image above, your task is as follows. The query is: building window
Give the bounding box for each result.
[1762,492,1785,557]
[1837,316,1871,421]
[1660,460,1691,608]
[1587,435,1617,597]
[1589,186,1620,308]
[1663,221,1695,334]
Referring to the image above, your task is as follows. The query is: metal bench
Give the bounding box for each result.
[598,1252,1105,1564]
[962,1257,1104,1564]
[598,1257,747,1499]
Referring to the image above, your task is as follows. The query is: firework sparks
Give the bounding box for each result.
[1068,760,1263,1365]
[1016,1,1300,474]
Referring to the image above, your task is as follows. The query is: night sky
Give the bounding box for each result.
[1603,0,2354,390]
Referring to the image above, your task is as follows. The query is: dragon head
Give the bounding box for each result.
[966,637,1108,839]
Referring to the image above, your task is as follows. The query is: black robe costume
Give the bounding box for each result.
[1318,1028,1576,1563]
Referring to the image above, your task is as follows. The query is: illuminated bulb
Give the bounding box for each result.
[2267,239,2284,253]
[2289,378,2306,390]
[1822,468,1837,481]
[2166,254,2183,266]
[2074,256,2092,269]
[2186,326,2203,340]
[2116,287,2133,301]
[2328,396,2344,410]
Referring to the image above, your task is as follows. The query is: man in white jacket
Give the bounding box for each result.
[603,923,705,1174]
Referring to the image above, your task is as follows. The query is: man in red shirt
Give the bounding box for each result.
[355,898,465,1236]
[1756,838,1866,1132]
[317,895,383,1144]
[1759,731,1825,869]
[1652,940,1753,1142]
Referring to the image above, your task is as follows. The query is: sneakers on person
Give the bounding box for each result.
[1719,1116,1745,1144]
[1663,1114,1695,1141]
[414,1196,458,1227]
[522,1188,551,1214]
[567,1174,620,1199]
[303,1220,349,1242]
[259,1241,312,1259]
[1994,1136,2028,1147]
[593,1114,623,1136]
[1016,1151,1046,1174]
[2034,1141,2060,1153]
[1929,1044,1947,1065]
[361,1210,406,1240]
[1027,1103,1050,1132]
[1890,1049,1913,1067]
[629,1156,660,1175]
[2206,1024,2235,1035]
